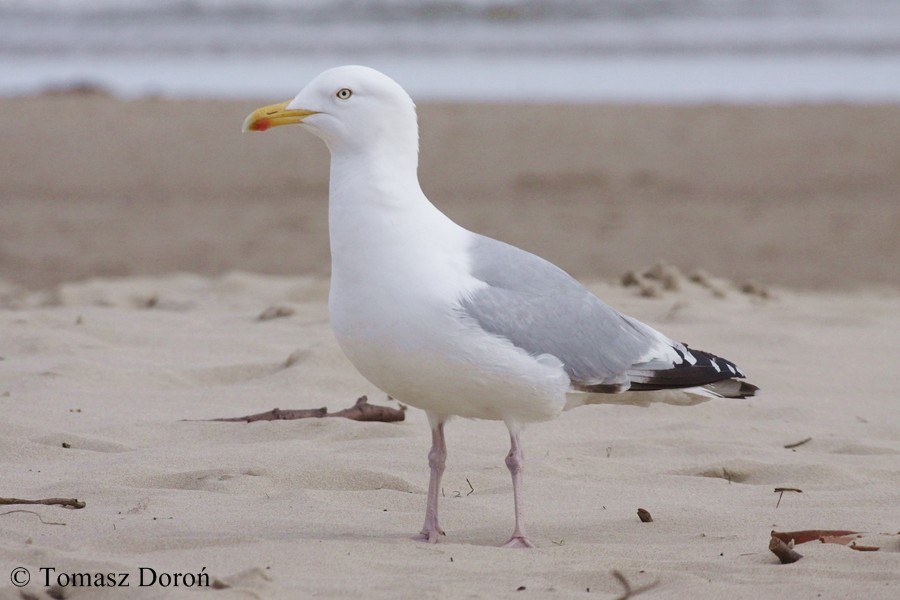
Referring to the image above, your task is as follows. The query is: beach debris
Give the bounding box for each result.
[136,293,160,308]
[282,348,308,368]
[774,487,803,508]
[0,497,85,509]
[769,535,803,564]
[621,270,658,298]
[637,508,653,523]
[258,305,295,321]
[611,570,660,600]
[772,529,861,546]
[770,529,894,553]
[687,269,727,298]
[643,263,683,291]
[739,280,772,299]
[621,262,774,301]
[446,479,475,499]
[848,542,882,552]
[204,395,406,423]
[783,437,812,449]
[620,266,669,298]
[721,467,736,484]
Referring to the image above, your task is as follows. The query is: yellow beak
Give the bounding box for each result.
[242,101,318,132]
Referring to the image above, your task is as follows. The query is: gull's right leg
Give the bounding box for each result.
[414,414,447,543]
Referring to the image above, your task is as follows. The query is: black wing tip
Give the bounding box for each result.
[627,346,758,396]
[576,377,760,397]
[627,377,759,398]
[570,346,760,398]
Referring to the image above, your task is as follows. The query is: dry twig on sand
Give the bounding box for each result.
[204,396,406,423]
[0,497,85,509]
[783,437,812,449]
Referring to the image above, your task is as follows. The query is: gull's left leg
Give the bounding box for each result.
[502,430,535,548]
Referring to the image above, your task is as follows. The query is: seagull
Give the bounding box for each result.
[243,66,757,548]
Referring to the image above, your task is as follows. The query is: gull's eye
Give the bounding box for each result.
[336,88,352,100]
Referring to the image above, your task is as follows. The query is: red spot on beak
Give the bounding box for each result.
[252,119,271,131]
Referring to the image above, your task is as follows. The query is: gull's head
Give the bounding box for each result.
[243,65,418,155]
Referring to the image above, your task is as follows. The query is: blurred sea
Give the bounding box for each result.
[1,0,899,102]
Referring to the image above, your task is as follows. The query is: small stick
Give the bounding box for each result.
[769,535,803,564]
[783,437,812,449]
[637,508,653,523]
[773,487,802,508]
[0,497,85,509]
[207,407,328,422]
[328,396,406,422]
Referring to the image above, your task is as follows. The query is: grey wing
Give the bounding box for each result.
[461,235,680,391]
[460,235,756,395]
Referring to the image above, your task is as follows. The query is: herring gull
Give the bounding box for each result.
[243,65,758,548]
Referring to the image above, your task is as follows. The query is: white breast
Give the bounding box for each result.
[326,183,569,425]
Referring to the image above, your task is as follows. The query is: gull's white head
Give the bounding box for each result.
[243,65,418,156]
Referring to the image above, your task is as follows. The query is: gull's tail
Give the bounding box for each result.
[697,378,760,399]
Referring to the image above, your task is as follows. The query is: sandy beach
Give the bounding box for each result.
[3,95,900,291]
[1,94,898,598]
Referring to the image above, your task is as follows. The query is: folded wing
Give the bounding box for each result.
[461,235,757,398]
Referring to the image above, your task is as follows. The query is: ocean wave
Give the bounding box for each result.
[2,0,899,22]
[2,0,899,101]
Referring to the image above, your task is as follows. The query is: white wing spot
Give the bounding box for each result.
[681,347,698,365]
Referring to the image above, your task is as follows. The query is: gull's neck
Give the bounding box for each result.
[329,146,422,211]
[326,144,461,281]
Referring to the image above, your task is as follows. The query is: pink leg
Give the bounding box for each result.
[502,431,534,548]
[414,419,447,543]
